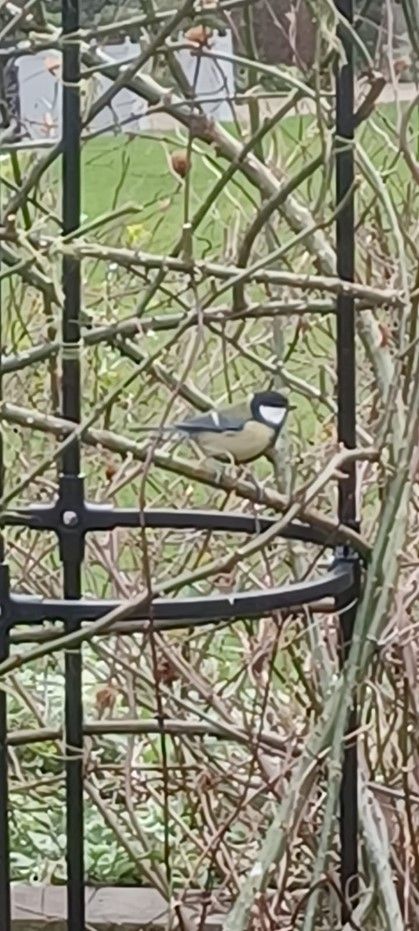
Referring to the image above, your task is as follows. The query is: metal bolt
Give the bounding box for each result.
[62,510,78,527]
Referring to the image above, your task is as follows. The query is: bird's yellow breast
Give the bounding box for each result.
[196,420,276,464]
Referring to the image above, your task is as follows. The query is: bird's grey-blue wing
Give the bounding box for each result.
[175,409,244,434]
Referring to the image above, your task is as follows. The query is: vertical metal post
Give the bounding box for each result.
[0,609,10,931]
[0,256,11,931]
[335,0,359,921]
[62,0,84,928]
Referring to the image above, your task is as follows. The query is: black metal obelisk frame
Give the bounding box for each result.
[0,0,360,927]
[0,179,10,931]
[61,0,85,927]
[335,0,359,920]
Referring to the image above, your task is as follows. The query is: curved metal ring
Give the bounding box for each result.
[2,501,337,549]
[5,563,353,629]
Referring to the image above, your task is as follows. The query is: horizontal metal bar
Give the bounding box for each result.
[9,598,337,644]
[1,564,353,629]
[0,502,334,547]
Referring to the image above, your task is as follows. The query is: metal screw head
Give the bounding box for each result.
[62,510,78,527]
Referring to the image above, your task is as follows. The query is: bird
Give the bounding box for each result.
[169,390,293,466]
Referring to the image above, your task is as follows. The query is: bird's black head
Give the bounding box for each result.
[250,391,291,429]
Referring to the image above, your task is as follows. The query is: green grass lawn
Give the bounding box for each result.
[1,98,418,887]
[3,100,416,503]
[77,102,418,248]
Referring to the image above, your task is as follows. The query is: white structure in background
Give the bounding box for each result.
[15,31,235,140]
[16,41,149,139]
[172,30,235,122]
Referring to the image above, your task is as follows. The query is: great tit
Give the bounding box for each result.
[172,390,292,465]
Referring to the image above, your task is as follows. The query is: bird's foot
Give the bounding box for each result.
[205,456,229,486]
[238,466,264,503]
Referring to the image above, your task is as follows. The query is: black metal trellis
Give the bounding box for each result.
[335,0,359,920]
[0,0,360,927]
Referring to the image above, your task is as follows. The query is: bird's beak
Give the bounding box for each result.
[288,404,297,411]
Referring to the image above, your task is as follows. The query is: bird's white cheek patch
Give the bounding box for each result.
[259,405,286,426]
